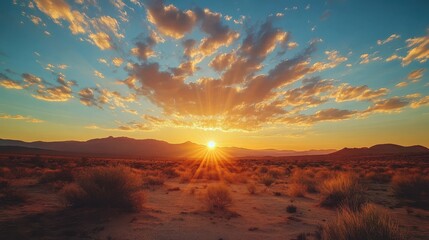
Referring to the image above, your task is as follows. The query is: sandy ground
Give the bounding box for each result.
[1,177,428,240]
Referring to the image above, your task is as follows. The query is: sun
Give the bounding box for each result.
[207,140,216,150]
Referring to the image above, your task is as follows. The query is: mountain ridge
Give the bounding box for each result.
[0,137,427,158]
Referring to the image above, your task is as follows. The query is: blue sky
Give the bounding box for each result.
[0,0,428,149]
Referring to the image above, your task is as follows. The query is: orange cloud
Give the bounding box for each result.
[89,32,113,50]
[332,84,388,102]
[34,0,88,34]
[0,114,44,123]
[407,68,425,81]
[146,0,197,39]
[402,33,429,65]
[377,34,400,45]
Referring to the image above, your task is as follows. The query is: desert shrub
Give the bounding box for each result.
[260,174,275,187]
[143,175,165,187]
[39,169,73,184]
[204,184,232,211]
[0,167,13,178]
[162,167,179,178]
[258,166,268,174]
[392,173,429,200]
[286,204,297,213]
[247,183,257,194]
[267,167,284,178]
[365,171,392,183]
[0,187,27,206]
[290,169,318,193]
[61,166,144,211]
[321,204,408,240]
[320,173,366,211]
[287,183,307,197]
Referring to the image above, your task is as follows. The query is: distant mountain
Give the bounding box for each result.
[330,144,429,156]
[0,136,334,158]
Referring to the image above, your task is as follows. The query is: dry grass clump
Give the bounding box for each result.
[0,181,27,206]
[365,171,392,183]
[61,166,145,211]
[143,175,165,188]
[321,204,408,240]
[246,183,257,194]
[320,172,366,210]
[259,174,275,187]
[287,183,308,197]
[286,204,297,213]
[289,169,318,193]
[391,173,429,200]
[39,169,73,184]
[204,184,232,211]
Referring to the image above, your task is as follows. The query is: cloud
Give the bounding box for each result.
[0,114,44,123]
[79,86,136,109]
[89,32,113,50]
[94,16,124,39]
[359,52,382,64]
[281,78,334,107]
[34,0,88,34]
[0,74,23,89]
[311,50,347,71]
[407,68,425,81]
[30,15,43,25]
[332,84,389,102]
[411,96,429,108]
[402,33,429,65]
[209,52,236,72]
[131,38,156,60]
[377,34,400,45]
[30,75,74,102]
[386,54,401,62]
[363,97,409,114]
[112,57,123,67]
[395,81,408,88]
[93,70,105,78]
[194,8,239,56]
[145,0,197,39]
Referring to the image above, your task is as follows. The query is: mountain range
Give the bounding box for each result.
[0,137,428,159]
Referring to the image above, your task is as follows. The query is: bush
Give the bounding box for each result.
[287,183,307,197]
[247,183,257,194]
[286,204,297,213]
[143,175,165,187]
[260,174,275,187]
[0,187,27,206]
[204,184,232,211]
[391,174,429,200]
[289,169,320,193]
[320,173,366,211]
[39,169,73,184]
[60,166,144,211]
[321,204,408,240]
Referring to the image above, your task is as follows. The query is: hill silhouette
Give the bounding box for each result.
[330,144,429,156]
[0,136,333,158]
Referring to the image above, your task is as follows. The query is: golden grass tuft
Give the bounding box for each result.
[320,172,366,210]
[60,166,145,211]
[321,204,408,240]
[391,173,429,200]
[204,184,232,211]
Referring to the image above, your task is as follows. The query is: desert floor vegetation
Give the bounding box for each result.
[0,155,427,239]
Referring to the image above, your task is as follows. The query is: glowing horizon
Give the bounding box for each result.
[0,0,428,150]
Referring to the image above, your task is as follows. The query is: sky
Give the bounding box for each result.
[0,0,428,150]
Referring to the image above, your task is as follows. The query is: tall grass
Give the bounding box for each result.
[204,184,232,211]
[391,173,429,200]
[60,166,145,211]
[321,204,408,240]
[320,172,366,211]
